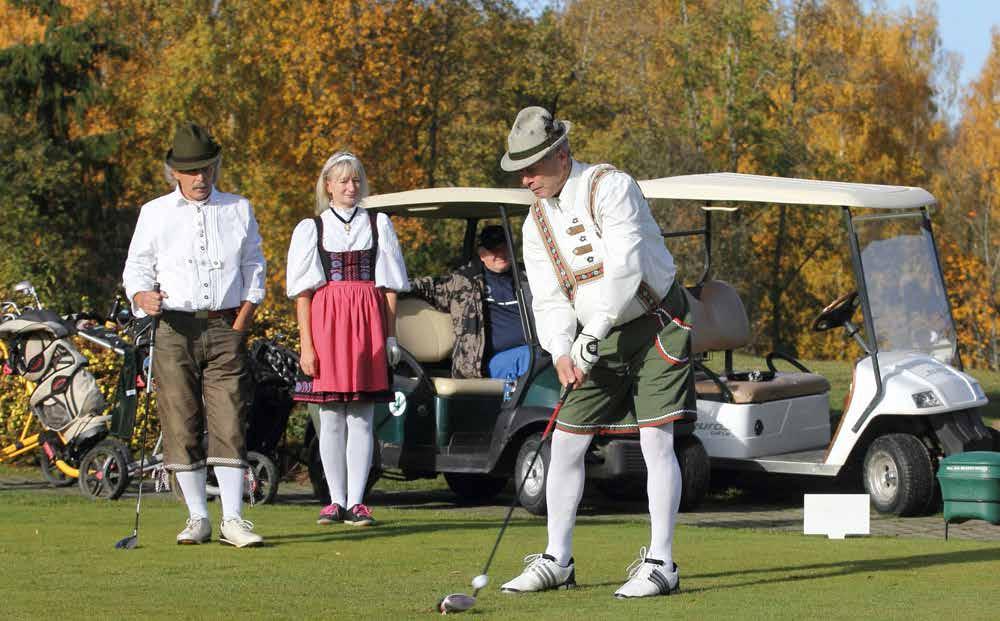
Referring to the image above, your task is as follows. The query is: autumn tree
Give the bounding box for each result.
[934,28,1000,369]
[0,0,128,309]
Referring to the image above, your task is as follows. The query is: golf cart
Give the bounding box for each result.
[640,172,994,516]
[303,187,711,514]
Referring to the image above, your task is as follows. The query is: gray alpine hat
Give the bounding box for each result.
[500,106,572,172]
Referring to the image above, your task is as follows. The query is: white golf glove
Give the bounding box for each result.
[386,336,401,368]
[570,332,600,374]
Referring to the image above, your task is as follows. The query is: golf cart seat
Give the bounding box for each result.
[395,297,505,397]
[687,280,830,403]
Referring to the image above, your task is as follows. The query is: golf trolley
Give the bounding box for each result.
[640,173,995,516]
[204,336,298,504]
[0,281,142,497]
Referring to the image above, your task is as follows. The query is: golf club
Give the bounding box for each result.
[115,283,160,550]
[437,382,574,614]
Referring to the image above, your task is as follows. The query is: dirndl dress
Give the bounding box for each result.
[293,213,392,403]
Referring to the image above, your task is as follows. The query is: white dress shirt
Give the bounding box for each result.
[523,160,677,360]
[286,206,409,297]
[123,186,267,314]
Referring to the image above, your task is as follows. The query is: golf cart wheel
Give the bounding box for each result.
[78,439,131,500]
[246,451,279,505]
[514,433,550,516]
[677,434,710,512]
[862,433,935,516]
[39,449,75,488]
[308,435,382,504]
[444,473,508,504]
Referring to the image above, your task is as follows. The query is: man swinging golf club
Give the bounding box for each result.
[122,122,266,547]
[499,107,696,598]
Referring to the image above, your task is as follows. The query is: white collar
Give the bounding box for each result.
[328,202,362,215]
[544,160,585,211]
[173,185,214,208]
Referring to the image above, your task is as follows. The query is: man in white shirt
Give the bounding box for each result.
[498,107,695,598]
[122,123,266,548]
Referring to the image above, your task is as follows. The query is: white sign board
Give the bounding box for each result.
[803,494,870,539]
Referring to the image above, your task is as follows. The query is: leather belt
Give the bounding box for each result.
[166,308,238,319]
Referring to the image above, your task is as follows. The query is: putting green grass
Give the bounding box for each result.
[1,473,999,620]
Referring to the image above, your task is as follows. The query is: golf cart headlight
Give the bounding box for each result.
[971,382,986,400]
[912,391,942,408]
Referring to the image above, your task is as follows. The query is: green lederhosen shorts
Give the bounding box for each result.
[555,281,697,435]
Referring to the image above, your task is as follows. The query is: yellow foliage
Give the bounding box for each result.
[2,0,997,456]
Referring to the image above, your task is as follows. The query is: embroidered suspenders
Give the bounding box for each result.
[531,165,659,310]
[585,165,617,237]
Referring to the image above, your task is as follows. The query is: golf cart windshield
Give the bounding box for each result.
[855,212,957,364]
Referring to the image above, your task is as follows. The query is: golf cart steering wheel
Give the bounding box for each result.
[812,291,859,332]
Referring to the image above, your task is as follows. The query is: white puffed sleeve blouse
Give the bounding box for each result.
[286,207,409,298]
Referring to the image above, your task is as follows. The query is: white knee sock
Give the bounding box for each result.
[214,465,244,521]
[544,430,591,566]
[175,469,209,520]
[319,404,348,507]
[640,424,681,565]
[345,402,374,508]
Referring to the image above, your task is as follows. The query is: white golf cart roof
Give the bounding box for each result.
[366,187,534,218]
[639,173,937,209]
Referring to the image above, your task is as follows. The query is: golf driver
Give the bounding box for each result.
[437,383,574,614]
[115,283,160,550]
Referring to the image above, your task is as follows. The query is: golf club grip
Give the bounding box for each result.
[146,283,160,388]
[478,383,573,577]
[541,384,572,440]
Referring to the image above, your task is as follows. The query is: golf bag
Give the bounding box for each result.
[0,309,108,443]
[245,339,298,455]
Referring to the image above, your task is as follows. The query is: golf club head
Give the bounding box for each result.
[115,534,138,550]
[437,593,475,614]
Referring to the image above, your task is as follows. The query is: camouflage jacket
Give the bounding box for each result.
[410,260,533,378]
[409,260,490,379]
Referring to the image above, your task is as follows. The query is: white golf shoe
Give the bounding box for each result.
[176,517,211,544]
[613,548,680,599]
[219,518,263,548]
[500,553,576,593]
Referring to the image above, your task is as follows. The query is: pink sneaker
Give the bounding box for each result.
[344,503,375,527]
[317,503,345,525]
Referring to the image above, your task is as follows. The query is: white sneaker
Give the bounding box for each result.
[176,517,211,544]
[219,518,263,548]
[614,547,680,599]
[500,553,576,593]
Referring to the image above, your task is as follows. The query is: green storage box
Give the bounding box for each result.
[937,451,1000,536]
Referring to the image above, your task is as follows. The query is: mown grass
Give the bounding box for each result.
[2,466,999,620]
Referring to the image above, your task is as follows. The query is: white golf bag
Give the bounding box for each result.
[0,309,108,443]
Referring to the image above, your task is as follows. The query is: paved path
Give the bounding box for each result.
[673,498,999,541]
[4,466,998,542]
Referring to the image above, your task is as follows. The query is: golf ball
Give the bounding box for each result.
[471,574,489,590]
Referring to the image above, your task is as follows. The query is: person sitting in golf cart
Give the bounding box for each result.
[409,225,531,381]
